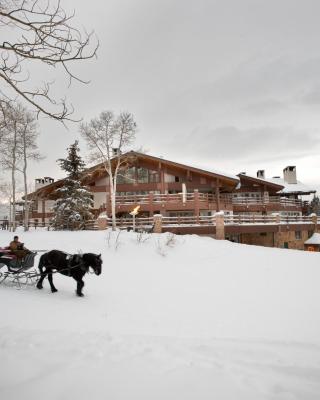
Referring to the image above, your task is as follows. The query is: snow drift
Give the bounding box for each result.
[0,229,320,400]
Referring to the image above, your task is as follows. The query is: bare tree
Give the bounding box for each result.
[0,102,42,231]
[0,103,22,230]
[0,181,12,230]
[16,107,42,230]
[0,0,98,122]
[80,111,137,230]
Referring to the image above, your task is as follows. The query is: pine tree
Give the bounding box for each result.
[309,195,320,216]
[52,141,93,230]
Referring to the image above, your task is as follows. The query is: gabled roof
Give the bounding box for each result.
[28,150,240,198]
[125,151,239,183]
[237,173,285,191]
[305,233,320,245]
[268,177,316,195]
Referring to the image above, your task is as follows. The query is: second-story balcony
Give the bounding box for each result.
[97,191,310,215]
[232,195,308,213]
[108,192,233,214]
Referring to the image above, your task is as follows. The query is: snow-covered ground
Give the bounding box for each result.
[1,229,320,399]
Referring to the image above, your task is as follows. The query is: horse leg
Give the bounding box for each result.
[36,266,48,289]
[76,279,85,297]
[48,272,58,293]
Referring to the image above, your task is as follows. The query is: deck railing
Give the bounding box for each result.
[111,214,315,228]
[231,195,306,207]
[112,193,307,209]
[223,214,313,225]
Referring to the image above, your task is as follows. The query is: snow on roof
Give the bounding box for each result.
[268,177,316,194]
[127,151,239,181]
[237,172,316,194]
[237,173,284,188]
[189,161,239,181]
[305,233,320,245]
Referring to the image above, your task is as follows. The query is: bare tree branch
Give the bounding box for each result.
[80,111,137,230]
[0,0,99,122]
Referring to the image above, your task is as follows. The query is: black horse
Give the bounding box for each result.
[36,250,102,296]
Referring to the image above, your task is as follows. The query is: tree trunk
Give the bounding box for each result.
[23,134,29,231]
[11,125,17,232]
[11,164,16,232]
[110,178,117,231]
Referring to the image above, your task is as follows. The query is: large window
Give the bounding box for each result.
[149,170,160,183]
[117,167,135,184]
[137,167,148,183]
[117,167,160,184]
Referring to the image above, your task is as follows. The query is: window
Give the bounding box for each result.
[149,170,160,183]
[295,231,302,240]
[137,167,148,183]
[175,176,180,182]
[117,167,136,184]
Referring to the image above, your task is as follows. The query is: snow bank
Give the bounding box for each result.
[1,229,320,399]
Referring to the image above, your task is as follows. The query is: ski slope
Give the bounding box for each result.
[0,229,320,399]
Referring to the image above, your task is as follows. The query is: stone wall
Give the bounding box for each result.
[240,232,275,247]
[240,229,311,250]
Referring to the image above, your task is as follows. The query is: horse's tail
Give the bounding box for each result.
[38,253,46,274]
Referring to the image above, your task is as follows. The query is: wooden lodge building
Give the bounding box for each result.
[26,151,318,250]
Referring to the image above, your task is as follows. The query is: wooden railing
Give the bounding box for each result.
[111,193,308,209]
[231,195,306,207]
[111,214,315,228]
[223,214,313,225]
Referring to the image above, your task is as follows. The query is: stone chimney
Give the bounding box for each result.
[283,166,297,184]
[257,170,265,179]
[112,148,120,157]
[35,177,54,191]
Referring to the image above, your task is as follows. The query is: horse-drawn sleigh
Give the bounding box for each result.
[0,247,102,295]
[0,248,38,288]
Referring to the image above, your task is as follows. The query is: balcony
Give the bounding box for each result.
[231,195,308,213]
[98,192,309,215]
[99,192,233,214]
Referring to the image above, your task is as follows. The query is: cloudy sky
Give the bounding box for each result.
[5,0,320,190]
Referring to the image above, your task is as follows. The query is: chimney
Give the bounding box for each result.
[35,177,54,191]
[283,166,297,184]
[112,148,120,157]
[257,170,265,179]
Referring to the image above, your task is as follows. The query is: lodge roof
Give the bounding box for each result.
[28,150,240,198]
[268,177,316,195]
[237,173,285,191]
[125,151,239,183]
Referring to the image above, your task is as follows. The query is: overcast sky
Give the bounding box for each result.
[5,0,320,190]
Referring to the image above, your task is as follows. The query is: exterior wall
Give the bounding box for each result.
[95,177,109,186]
[37,199,55,213]
[239,229,311,250]
[275,230,310,250]
[94,192,106,209]
[240,232,275,247]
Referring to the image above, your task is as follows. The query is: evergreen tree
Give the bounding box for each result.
[308,195,320,216]
[52,141,93,230]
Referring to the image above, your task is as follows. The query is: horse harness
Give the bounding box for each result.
[47,253,88,276]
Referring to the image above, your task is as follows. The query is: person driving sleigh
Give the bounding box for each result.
[9,236,31,259]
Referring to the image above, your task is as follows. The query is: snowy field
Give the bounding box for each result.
[1,229,320,400]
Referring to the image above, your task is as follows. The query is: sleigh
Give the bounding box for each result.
[0,248,38,288]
